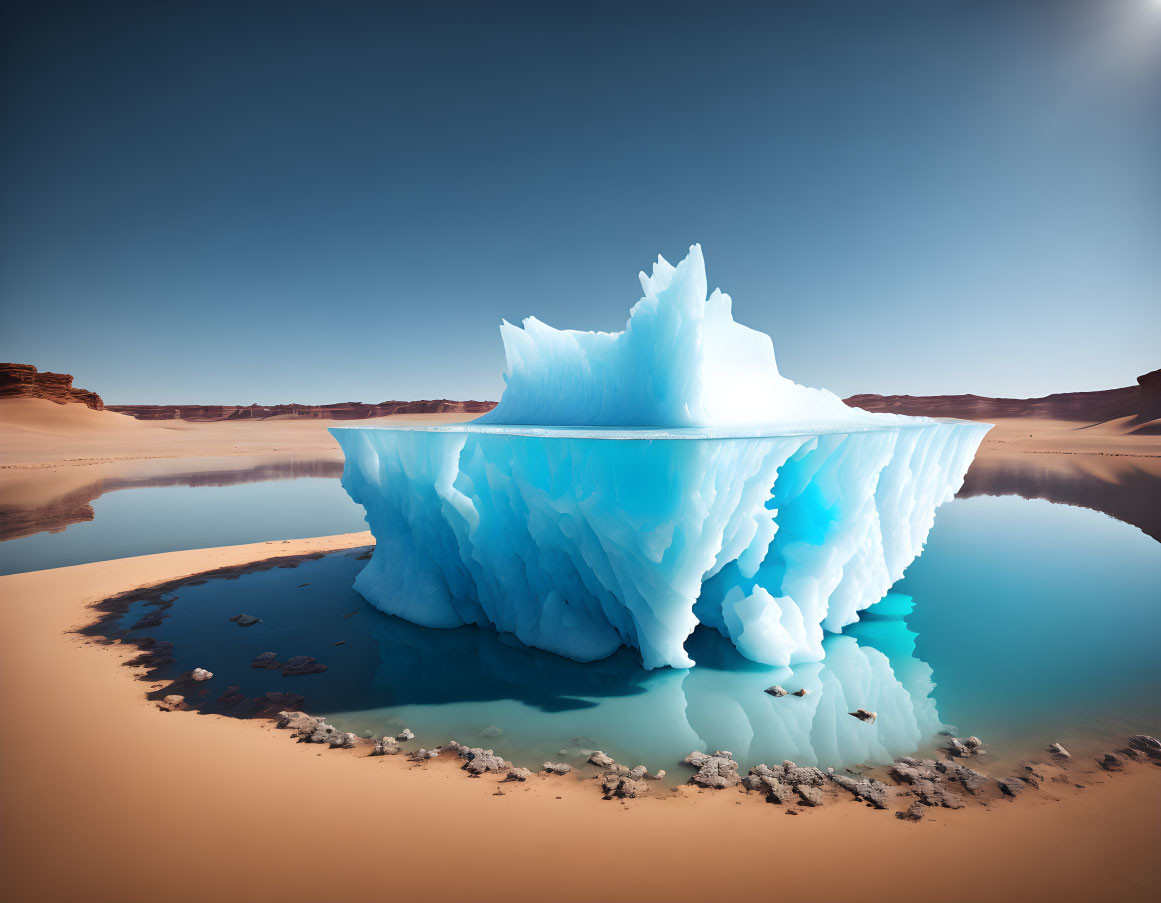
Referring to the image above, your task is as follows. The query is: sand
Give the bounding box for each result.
[1,533,1158,903]
[0,397,477,469]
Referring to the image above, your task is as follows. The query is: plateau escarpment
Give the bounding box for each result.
[0,363,104,410]
[845,368,1160,424]
[106,399,497,421]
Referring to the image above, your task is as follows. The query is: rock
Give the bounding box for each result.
[684,750,741,789]
[588,750,616,768]
[890,760,942,785]
[848,708,877,724]
[1128,735,1161,759]
[791,688,809,697]
[216,685,245,707]
[997,777,1026,796]
[940,762,987,794]
[1047,742,1071,759]
[1098,753,1125,772]
[506,767,532,782]
[911,779,964,809]
[280,656,327,676]
[629,765,648,781]
[228,613,261,627]
[250,652,280,669]
[896,801,926,822]
[396,728,415,741]
[480,725,503,739]
[410,748,440,760]
[191,667,213,682]
[306,723,342,744]
[764,685,787,697]
[460,747,508,774]
[371,737,401,756]
[829,773,889,809]
[542,762,572,775]
[329,732,358,749]
[601,774,650,799]
[946,736,985,757]
[0,363,104,409]
[795,785,824,807]
[782,764,826,787]
[162,694,185,707]
[276,710,322,733]
[647,769,666,781]
[615,778,649,798]
[130,610,166,630]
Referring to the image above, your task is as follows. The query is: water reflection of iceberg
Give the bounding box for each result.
[338,591,942,771]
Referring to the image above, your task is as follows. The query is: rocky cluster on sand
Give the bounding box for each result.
[198,698,1161,820]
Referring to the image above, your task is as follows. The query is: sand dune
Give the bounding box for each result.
[0,398,477,468]
[1,533,1157,903]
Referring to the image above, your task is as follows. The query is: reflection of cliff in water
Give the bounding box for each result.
[958,453,1161,543]
[0,457,343,542]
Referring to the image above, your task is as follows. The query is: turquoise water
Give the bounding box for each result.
[0,476,365,576]
[86,493,1161,777]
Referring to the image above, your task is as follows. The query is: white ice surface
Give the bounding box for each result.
[475,244,906,430]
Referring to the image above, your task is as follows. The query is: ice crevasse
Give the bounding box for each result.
[333,245,989,669]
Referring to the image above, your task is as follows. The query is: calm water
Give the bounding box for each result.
[0,472,364,576]
[85,493,1161,777]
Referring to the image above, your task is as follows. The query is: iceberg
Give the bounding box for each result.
[475,244,894,430]
[333,245,988,669]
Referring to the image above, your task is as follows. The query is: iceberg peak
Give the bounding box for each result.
[476,244,881,429]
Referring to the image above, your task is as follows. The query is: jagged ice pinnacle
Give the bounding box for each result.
[476,243,888,429]
[333,245,989,669]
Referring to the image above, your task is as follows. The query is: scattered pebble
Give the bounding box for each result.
[280,655,327,676]
[896,801,925,822]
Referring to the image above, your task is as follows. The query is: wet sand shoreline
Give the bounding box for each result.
[2,533,1159,902]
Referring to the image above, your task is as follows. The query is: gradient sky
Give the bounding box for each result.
[2,0,1158,405]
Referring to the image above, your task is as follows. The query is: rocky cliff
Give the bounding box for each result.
[106,399,497,421]
[844,379,1149,422]
[0,363,104,410]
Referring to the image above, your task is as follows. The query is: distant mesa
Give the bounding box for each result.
[845,369,1160,425]
[0,363,105,410]
[4,359,1156,425]
[105,399,497,421]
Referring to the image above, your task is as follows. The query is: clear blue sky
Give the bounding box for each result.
[2,0,1158,404]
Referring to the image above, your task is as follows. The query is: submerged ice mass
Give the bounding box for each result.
[334,245,988,668]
